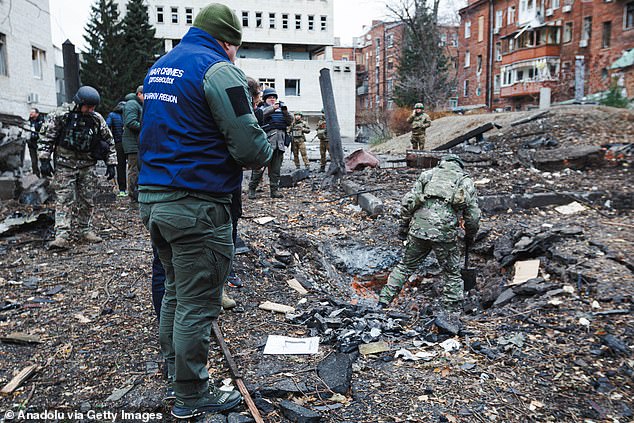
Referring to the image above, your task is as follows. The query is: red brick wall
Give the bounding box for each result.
[458,0,491,108]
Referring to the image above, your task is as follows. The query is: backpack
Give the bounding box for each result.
[423,165,468,209]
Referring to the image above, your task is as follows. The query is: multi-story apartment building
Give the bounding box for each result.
[114,0,356,138]
[0,0,57,116]
[458,0,634,110]
[354,20,460,113]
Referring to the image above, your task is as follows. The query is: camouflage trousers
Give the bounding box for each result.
[292,139,309,168]
[379,235,463,309]
[319,140,329,169]
[410,131,426,150]
[51,165,97,239]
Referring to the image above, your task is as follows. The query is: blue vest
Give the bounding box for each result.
[264,109,288,131]
[139,27,241,194]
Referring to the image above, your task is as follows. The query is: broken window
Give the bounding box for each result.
[495,42,502,61]
[581,16,592,41]
[256,12,262,28]
[477,55,482,74]
[464,50,470,67]
[285,79,300,96]
[627,2,634,29]
[259,78,275,89]
[32,47,45,79]
[602,21,611,48]
[508,6,516,24]
[0,33,7,76]
[563,22,573,43]
[171,7,178,24]
[478,16,485,41]
[463,79,469,96]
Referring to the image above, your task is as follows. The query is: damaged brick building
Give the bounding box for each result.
[458,0,634,110]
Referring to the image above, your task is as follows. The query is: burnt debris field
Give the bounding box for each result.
[0,105,632,422]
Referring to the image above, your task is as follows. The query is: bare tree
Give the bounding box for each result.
[388,0,455,110]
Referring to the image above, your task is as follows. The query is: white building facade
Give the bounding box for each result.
[0,0,57,117]
[115,0,356,138]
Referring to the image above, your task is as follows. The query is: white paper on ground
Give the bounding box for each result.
[263,335,320,355]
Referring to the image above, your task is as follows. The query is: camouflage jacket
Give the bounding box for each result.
[290,119,310,140]
[316,118,328,141]
[407,112,431,132]
[38,103,116,169]
[401,160,480,242]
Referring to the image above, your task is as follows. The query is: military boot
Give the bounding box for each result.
[270,188,284,199]
[81,231,103,243]
[222,292,236,310]
[247,188,256,200]
[48,236,69,250]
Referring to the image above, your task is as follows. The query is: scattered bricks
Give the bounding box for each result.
[0,176,17,200]
[493,288,517,308]
[316,353,352,394]
[341,181,383,216]
[279,400,322,423]
[279,168,310,188]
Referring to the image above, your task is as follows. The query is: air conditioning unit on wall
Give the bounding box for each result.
[579,39,588,47]
[546,8,553,16]
[562,5,572,12]
[27,93,39,104]
[493,27,500,34]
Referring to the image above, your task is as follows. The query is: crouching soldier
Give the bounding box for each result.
[38,86,116,249]
[378,154,480,313]
[290,111,310,169]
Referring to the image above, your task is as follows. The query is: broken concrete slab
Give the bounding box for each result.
[531,145,605,171]
[0,211,54,236]
[358,341,390,355]
[434,314,461,336]
[511,260,540,286]
[0,176,17,200]
[317,353,352,394]
[341,181,383,216]
[259,379,309,398]
[280,168,310,188]
[432,122,501,151]
[344,149,379,172]
[279,400,322,423]
[493,288,517,308]
[479,191,609,215]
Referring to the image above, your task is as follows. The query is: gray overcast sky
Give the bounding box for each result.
[49,1,393,50]
[49,1,462,50]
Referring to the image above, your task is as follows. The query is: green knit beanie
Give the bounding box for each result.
[193,4,242,46]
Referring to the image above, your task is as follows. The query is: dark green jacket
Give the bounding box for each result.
[122,92,142,154]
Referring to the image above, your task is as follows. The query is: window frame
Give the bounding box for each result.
[285,79,301,96]
[32,46,45,79]
[156,6,164,24]
[171,6,178,24]
[0,33,8,77]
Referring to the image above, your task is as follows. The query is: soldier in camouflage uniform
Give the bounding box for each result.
[407,103,431,150]
[378,154,480,312]
[290,112,310,169]
[38,86,117,249]
[316,110,329,172]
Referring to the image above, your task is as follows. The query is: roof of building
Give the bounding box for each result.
[609,49,634,70]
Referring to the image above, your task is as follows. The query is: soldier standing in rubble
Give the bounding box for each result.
[38,86,117,249]
[290,111,310,170]
[317,109,329,172]
[407,103,431,150]
[378,154,480,313]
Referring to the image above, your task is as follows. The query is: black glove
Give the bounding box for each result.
[104,164,116,180]
[398,224,409,241]
[40,159,54,177]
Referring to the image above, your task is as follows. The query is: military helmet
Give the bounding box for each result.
[262,87,278,101]
[294,111,303,117]
[73,86,101,106]
[441,154,465,168]
[414,102,424,110]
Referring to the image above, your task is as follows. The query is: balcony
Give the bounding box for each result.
[501,44,561,65]
[500,80,555,97]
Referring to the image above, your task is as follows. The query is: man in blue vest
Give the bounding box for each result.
[138,4,272,419]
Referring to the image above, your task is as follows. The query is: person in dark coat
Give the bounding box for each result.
[106,101,127,196]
